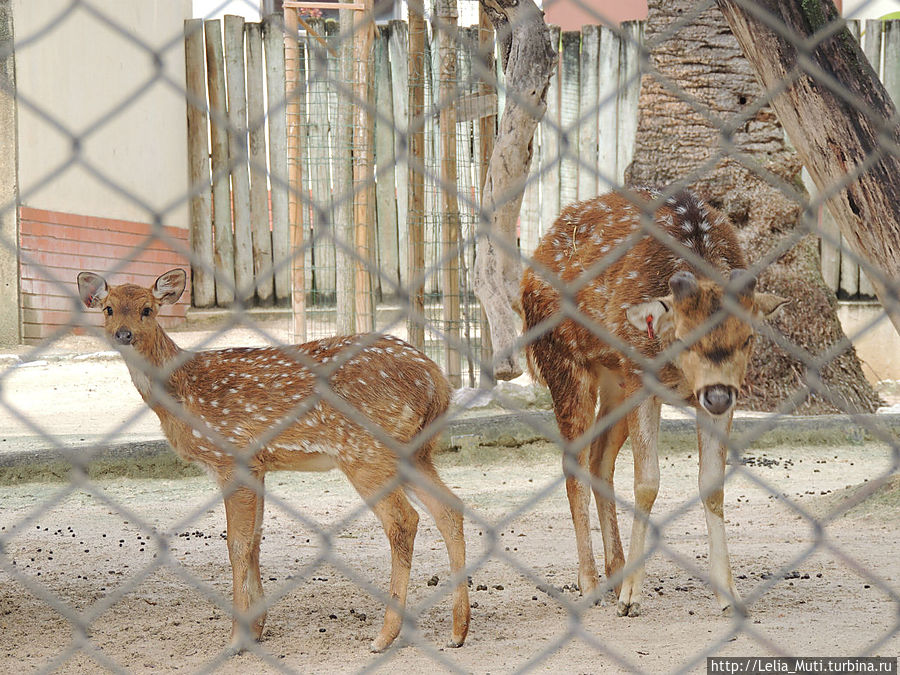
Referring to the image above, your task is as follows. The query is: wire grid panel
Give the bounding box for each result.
[0,0,899,673]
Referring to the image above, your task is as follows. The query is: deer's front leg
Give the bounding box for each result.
[697,409,743,615]
[222,474,267,649]
[618,397,661,617]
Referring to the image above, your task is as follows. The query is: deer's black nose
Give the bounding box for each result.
[699,385,736,416]
[114,328,134,345]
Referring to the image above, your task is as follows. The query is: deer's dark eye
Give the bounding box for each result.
[743,335,753,348]
[141,307,152,318]
[104,307,113,317]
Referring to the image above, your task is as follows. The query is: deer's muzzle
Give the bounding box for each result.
[698,384,736,416]
[114,327,134,345]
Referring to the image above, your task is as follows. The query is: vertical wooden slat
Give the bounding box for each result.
[334,10,355,334]
[374,25,399,300]
[353,2,376,333]
[863,19,882,76]
[305,17,336,304]
[859,19,883,298]
[282,8,306,339]
[477,5,495,386]
[578,24,599,200]
[597,24,620,191]
[437,0,461,386]
[558,31,580,207]
[425,27,440,298]
[224,14,254,302]
[264,13,292,307]
[387,20,410,289]
[458,25,478,387]
[883,20,900,105]
[408,0,426,350]
[616,20,642,186]
[811,168,840,294]
[539,26,561,243]
[204,19,235,306]
[184,19,214,308]
[246,21,274,304]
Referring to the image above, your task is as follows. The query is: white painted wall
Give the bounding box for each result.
[844,1,900,19]
[193,0,261,21]
[15,0,192,227]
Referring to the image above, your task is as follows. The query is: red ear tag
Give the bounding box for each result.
[646,315,655,340]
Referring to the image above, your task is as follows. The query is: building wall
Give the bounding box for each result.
[19,208,190,342]
[543,0,647,30]
[14,0,191,225]
[12,0,192,343]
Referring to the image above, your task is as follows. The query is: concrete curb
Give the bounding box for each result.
[1,411,898,475]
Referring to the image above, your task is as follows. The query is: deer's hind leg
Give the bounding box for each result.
[407,452,470,647]
[589,371,629,597]
[540,358,600,597]
[343,457,419,653]
[221,471,267,649]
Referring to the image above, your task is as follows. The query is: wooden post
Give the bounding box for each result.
[578,24,599,200]
[558,31,580,207]
[616,21,642,185]
[246,21,275,305]
[437,0,461,386]
[264,13,293,308]
[353,1,376,334]
[374,25,399,299]
[539,25,561,235]
[282,7,307,340]
[184,19,215,308]
[596,24,619,190]
[224,14,254,303]
[204,19,235,306]
[305,17,336,306]
[335,10,355,335]
[387,20,410,290]
[477,3,496,387]
[408,0,426,350]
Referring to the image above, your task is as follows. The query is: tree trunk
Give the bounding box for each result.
[625,1,881,413]
[716,0,900,339]
[474,0,556,381]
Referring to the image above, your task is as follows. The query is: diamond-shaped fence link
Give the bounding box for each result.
[0,0,898,672]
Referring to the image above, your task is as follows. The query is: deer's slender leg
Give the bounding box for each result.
[542,362,600,597]
[222,473,267,649]
[343,459,419,653]
[409,455,469,647]
[590,425,629,595]
[697,408,743,615]
[618,397,661,617]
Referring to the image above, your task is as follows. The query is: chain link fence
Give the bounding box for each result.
[1,0,899,672]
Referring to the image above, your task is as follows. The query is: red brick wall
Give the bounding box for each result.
[19,207,192,342]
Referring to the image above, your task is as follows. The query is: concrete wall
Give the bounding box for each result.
[13,0,191,227]
[0,0,19,345]
[838,302,900,384]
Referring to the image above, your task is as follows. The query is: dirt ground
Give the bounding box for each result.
[1,437,897,674]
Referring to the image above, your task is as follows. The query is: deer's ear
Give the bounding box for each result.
[626,296,675,338]
[153,269,187,305]
[755,293,789,319]
[77,272,109,309]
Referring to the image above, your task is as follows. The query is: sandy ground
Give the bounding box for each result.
[1,327,898,672]
[1,438,897,674]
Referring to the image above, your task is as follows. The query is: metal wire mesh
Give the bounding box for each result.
[0,0,898,672]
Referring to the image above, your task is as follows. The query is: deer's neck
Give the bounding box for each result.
[124,327,187,404]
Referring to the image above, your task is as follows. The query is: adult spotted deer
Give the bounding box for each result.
[77,269,469,653]
[522,188,786,617]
